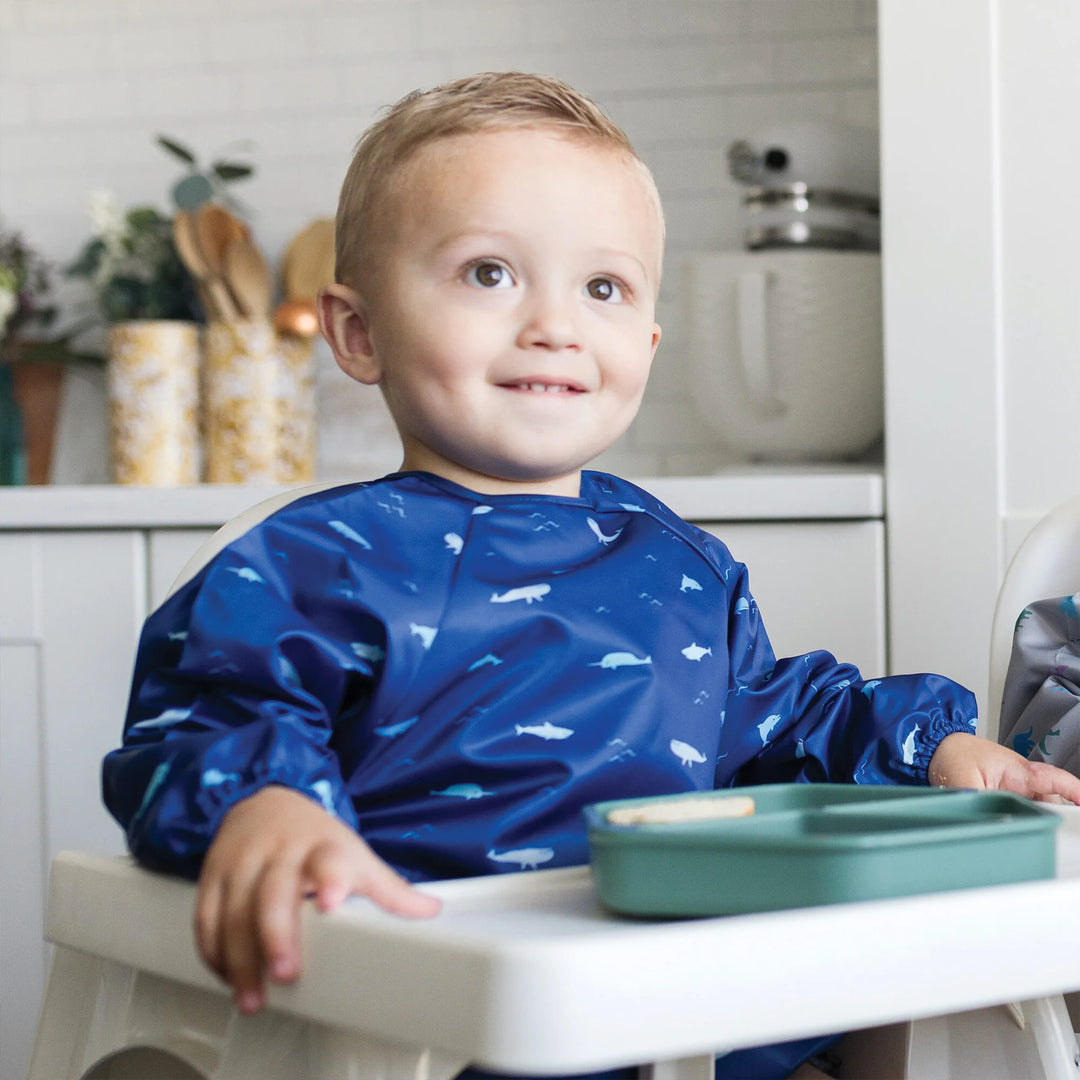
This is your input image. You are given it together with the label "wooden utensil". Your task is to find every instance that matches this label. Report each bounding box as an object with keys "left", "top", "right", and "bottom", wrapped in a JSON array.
[
  {"left": 172, "top": 210, "right": 238, "bottom": 322},
  {"left": 281, "top": 217, "right": 335, "bottom": 302},
  {"left": 224, "top": 234, "right": 273, "bottom": 319}
]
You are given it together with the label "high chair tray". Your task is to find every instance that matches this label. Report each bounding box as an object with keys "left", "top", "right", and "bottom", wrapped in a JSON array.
[{"left": 585, "top": 783, "right": 1059, "bottom": 917}]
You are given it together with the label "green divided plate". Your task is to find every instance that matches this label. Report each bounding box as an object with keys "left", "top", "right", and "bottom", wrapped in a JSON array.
[{"left": 585, "top": 784, "right": 1059, "bottom": 917}]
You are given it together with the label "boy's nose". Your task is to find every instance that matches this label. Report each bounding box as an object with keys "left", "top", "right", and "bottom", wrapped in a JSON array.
[{"left": 517, "top": 291, "right": 581, "bottom": 351}]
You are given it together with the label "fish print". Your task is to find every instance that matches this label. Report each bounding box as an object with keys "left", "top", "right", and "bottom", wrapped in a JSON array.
[
  {"left": 328, "top": 520, "right": 373, "bottom": 549},
  {"left": 515, "top": 721, "right": 574, "bottom": 740},
  {"left": 757, "top": 713, "right": 782, "bottom": 745},
  {"left": 467, "top": 653, "right": 503, "bottom": 672},
  {"left": 587, "top": 518, "right": 623, "bottom": 545},
  {"left": 410, "top": 623, "right": 438, "bottom": 649},
  {"left": 351, "top": 641, "right": 387, "bottom": 663},
  {"left": 486, "top": 847, "right": 555, "bottom": 870},
  {"left": 134, "top": 762, "right": 170, "bottom": 820},
  {"left": 589, "top": 652, "right": 652, "bottom": 669},
  {"left": 670, "top": 738, "right": 707, "bottom": 766},
  {"left": 375, "top": 717, "right": 419, "bottom": 737},
  {"left": 201, "top": 767, "right": 240, "bottom": 787},
  {"left": 430, "top": 783, "right": 494, "bottom": 800},
  {"left": 901, "top": 723, "right": 920, "bottom": 765},
  {"left": 490, "top": 584, "right": 551, "bottom": 604},
  {"left": 225, "top": 566, "right": 265, "bottom": 584},
  {"left": 682, "top": 643, "right": 712, "bottom": 662},
  {"left": 131, "top": 707, "right": 192, "bottom": 732},
  {"left": 311, "top": 779, "right": 336, "bottom": 814}
]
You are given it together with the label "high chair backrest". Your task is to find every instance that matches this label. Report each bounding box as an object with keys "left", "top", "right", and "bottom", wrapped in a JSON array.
[
  {"left": 168, "top": 481, "right": 346, "bottom": 598},
  {"left": 987, "top": 494, "right": 1080, "bottom": 743}
]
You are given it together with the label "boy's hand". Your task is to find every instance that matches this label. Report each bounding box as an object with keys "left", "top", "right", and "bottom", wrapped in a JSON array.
[
  {"left": 194, "top": 785, "right": 441, "bottom": 1015},
  {"left": 928, "top": 732, "right": 1080, "bottom": 804}
]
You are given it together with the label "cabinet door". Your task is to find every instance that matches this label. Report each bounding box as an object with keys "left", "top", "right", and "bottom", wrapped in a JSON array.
[
  {"left": 0, "top": 530, "right": 145, "bottom": 1080},
  {"left": 698, "top": 521, "right": 886, "bottom": 677}
]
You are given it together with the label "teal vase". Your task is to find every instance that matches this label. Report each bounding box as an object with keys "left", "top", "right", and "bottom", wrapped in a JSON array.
[{"left": 0, "top": 364, "right": 27, "bottom": 485}]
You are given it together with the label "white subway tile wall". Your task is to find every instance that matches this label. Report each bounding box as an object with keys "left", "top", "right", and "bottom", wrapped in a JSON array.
[{"left": 0, "top": 0, "right": 877, "bottom": 481}]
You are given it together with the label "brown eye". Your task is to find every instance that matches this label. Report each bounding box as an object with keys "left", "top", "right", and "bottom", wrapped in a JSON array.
[
  {"left": 586, "top": 277, "right": 622, "bottom": 302},
  {"left": 469, "top": 262, "right": 511, "bottom": 288}
]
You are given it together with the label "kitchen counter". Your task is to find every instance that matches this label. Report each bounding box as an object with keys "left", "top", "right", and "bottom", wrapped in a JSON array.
[{"left": 0, "top": 464, "right": 883, "bottom": 529}]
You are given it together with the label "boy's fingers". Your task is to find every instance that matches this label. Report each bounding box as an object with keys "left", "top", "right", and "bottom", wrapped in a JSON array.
[
  {"left": 193, "top": 875, "right": 226, "bottom": 977},
  {"left": 219, "top": 866, "right": 271, "bottom": 1012},
  {"left": 256, "top": 858, "right": 306, "bottom": 983}
]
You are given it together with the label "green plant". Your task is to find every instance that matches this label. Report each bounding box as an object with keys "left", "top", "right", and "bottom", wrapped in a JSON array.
[
  {"left": 0, "top": 225, "right": 56, "bottom": 357},
  {"left": 156, "top": 134, "right": 255, "bottom": 214},
  {"left": 66, "top": 134, "right": 256, "bottom": 325}
]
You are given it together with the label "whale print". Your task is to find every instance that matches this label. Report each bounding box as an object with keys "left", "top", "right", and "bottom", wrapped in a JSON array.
[
  {"left": 225, "top": 566, "right": 265, "bottom": 584},
  {"left": 375, "top": 717, "right": 419, "bottom": 737},
  {"left": 167, "top": 630, "right": 188, "bottom": 642},
  {"left": 472, "top": 505, "right": 493, "bottom": 515},
  {"left": 444, "top": 532, "right": 464, "bottom": 554},
  {"left": 670, "top": 738, "right": 707, "bottom": 766},
  {"left": 680, "top": 575, "right": 703, "bottom": 593},
  {"left": 515, "top": 721, "right": 574, "bottom": 740},
  {"left": 796, "top": 738, "right": 806, "bottom": 758},
  {"left": 861, "top": 680, "right": 882, "bottom": 697},
  {"left": 757, "top": 713, "right": 782, "bottom": 745},
  {"left": 487, "top": 847, "right": 555, "bottom": 870},
  {"left": 468, "top": 653, "right": 503, "bottom": 672},
  {"left": 589, "top": 652, "right": 652, "bottom": 669},
  {"left": 735, "top": 596, "right": 750, "bottom": 614},
  {"left": 587, "top": 518, "right": 623, "bottom": 545},
  {"left": 328, "top": 520, "right": 373, "bottom": 549},
  {"left": 490, "top": 584, "right": 550, "bottom": 604},
  {"left": 131, "top": 707, "right": 192, "bottom": 732},
  {"left": 430, "top": 783, "right": 494, "bottom": 800},
  {"left": 410, "top": 623, "right": 438, "bottom": 649},
  {"left": 901, "top": 723, "right": 920, "bottom": 765},
  {"left": 351, "top": 641, "right": 387, "bottom": 663},
  {"left": 620, "top": 503, "right": 645, "bottom": 512},
  {"left": 682, "top": 643, "right": 712, "bottom": 662}
]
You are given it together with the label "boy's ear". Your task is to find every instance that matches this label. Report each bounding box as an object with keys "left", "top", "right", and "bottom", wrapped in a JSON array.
[{"left": 318, "top": 284, "right": 382, "bottom": 385}]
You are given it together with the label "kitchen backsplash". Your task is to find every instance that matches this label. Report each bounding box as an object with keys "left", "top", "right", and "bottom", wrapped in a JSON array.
[{"left": 0, "top": 0, "right": 878, "bottom": 482}]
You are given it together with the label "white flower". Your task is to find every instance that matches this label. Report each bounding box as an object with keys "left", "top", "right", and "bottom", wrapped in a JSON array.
[
  {"left": 0, "top": 284, "right": 16, "bottom": 339},
  {"left": 86, "top": 189, "right": 126, "bottom": 245}
]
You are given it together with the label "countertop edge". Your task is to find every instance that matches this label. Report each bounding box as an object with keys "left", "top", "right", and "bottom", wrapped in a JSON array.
[{"left": 0, "top": 466, "right": 884, "bottom": 529}]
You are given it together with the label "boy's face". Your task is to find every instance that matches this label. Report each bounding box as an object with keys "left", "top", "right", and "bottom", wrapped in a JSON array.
[{"left": 326, "top": 127, "right": 663, "bottom": 497}]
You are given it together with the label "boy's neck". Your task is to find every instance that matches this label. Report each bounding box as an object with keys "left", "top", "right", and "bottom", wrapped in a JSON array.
[{"left": 397, "top": 456, "right": 584, "bottom": 498}]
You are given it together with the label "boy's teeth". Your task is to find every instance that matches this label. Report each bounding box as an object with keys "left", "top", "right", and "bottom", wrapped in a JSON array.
[{"left": 526, "top": 382, "right": 566, "bottom": 392}]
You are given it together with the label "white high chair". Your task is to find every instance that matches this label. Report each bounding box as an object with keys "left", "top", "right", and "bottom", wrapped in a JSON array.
[{"left": 24, "top": 488, "right": 1080, "bottom": 1080}]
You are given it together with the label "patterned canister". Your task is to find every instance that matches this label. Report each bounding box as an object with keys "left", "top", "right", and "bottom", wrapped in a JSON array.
[
  {"left": 106, "top": 320, "right": 200, "bottom": 485},
  {"left": 203, "top": 319, "right": 315, "bottom": 483}
]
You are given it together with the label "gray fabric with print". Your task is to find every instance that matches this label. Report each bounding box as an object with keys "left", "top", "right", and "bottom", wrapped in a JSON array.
[{"left": 998, "top": 593, "right": 1080, "bottom": 775}]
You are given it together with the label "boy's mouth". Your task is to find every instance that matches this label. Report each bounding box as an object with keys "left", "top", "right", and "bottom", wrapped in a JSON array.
[{"left": 500, "top": 379, "right": 586, "bottom": 394}]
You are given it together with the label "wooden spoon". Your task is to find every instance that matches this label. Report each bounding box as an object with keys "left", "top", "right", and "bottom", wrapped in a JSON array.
[
  {"left": 172, "top": 210, "right": 238, "bottom": 322},
  {"left": 194, "top": 203, "right": 248, "bottom": 317},
  {"left": 224, "top": 234, "right": 272, "bottom": 319}
]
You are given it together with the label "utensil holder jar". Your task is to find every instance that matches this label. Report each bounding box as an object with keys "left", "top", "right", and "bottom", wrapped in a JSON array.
[
  {"left": 107, "top": 321, "right": 200, "bottom": 485},
  {"left": 203, "top": 319, "right": 315, "bottom": 483}
]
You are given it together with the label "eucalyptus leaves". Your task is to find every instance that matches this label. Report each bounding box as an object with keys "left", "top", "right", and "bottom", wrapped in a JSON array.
[{"left": 67, "top": 135, "right": 256, "bottom": 324}]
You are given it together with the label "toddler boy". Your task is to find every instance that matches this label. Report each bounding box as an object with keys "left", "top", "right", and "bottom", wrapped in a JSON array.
[{"left": 103, "top": 72, "right": 1080, "bottom": 1079}]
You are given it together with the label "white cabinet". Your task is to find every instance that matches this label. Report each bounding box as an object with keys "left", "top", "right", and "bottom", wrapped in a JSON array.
[
  {"left": 0, "top": 473, "right": 882, "bottom": 1080},
  {"left": 703, "top": 521, "right": 886, "bottom": 677}
]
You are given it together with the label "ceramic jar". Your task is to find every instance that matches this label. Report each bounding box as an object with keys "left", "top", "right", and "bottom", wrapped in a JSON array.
[{"left": 106, "top": 320, "right": 200, "bottom": 485}]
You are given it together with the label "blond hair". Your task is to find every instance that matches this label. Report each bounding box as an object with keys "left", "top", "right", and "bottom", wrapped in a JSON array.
[{"left": 335, "top": 71, "right": 663, "bottom": 288}]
